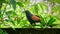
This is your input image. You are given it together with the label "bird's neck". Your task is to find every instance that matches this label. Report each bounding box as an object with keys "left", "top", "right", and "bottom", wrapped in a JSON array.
[{"left": 25, "top": 11, "right": 33, "bottom": 17}]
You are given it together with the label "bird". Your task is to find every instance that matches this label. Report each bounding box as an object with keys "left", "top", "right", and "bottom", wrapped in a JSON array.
[{"left": 23, "top": 10, "right": 40, "bottom": 25}]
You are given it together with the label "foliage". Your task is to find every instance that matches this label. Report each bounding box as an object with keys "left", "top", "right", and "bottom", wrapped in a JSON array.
[
  {"left": 0, "top": 0, "right": 60, "bottom": 28},
  {"left": 0, "top": 29, "right": 7, "bottom": 34}
]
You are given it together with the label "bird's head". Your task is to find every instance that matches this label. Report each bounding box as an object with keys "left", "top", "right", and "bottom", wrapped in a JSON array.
[
  {"left": 22, "top": 10, "right": 31, "bottom": 14},
  {"left": 22, "top": 10, "right": 33, "bottom": 17},
  {"left": 22, "top": 10, "right": 29, "bottom": 13}
]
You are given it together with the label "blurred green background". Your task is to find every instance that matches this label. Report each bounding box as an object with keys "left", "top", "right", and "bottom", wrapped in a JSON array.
[{"left": 0, "top": 0, "right": 60, "bottom": 28}]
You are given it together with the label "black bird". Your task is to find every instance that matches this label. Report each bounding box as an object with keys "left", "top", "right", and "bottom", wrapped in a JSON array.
[{"left": 23, "top": 10, "right": 40, "bottom": 25}]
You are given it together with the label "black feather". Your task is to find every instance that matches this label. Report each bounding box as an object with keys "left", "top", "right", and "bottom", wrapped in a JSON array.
[{"left": 25, "top": 10, "right": 40, "bottom": 25}]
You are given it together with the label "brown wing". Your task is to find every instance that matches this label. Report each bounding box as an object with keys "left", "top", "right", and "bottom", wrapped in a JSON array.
[{"left": 31, "top": 15, "right": 40, "bottom": 21}]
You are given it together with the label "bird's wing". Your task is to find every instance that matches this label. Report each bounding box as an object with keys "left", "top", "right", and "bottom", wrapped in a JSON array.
[{"left": 31, "top": 15, "right": 40, "bottom": 21}]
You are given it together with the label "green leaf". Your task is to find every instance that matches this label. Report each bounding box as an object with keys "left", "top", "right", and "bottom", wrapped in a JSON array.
[
  {"left": 49, "top": 0, "right": 60, "bottom": 4},
  {"left": 47, "top": 17, "right": 56, "bottom": 25},
  {"left": 6, "top": 11, "right": 12, "bottom": 18},
  {"left": 48, "top": 24, "right": 59, "bottom": 27},
  {"left": 40, "top": 15, "right": 46, "bottom": 26},
  {"left": 34, "top": 4, "right": 38, "bottom": 14},
  {"left": 52, "top": 6, "right": 60, "bottom": 12},
  {"left": 16, "top": 17, "right": 21, "bottom": 24},
  {"left": 6, "top": 10, "right": 17, "bottom": 18},
  {"left": 6, "top": 19, "right": 15, "bottom": 25},
  {"left": 0, "top": 10, "right": 3, "bottom": 18},
  {"left": 39, "top": 3, "right": 43, "bottom": 10},
  {"left": 0, "top": 2, "right": 2, "bottom": 8},
  {"left": 10, "top": 0, "right": 16, "bottom": 10},
  {"left": 55, "top": 0, "right": 60, "bottom": 4},
  {"left": 3, "top": 31, "right": 7, "bottom": 34},
  {"left": 0, "top": 29, "right": 7, "bottom": 34},
  {"left": 39, "top": 2, "right": 47, "bottom": 12},
  {"left": 0, "top": 0, "right": 5, "bottom": 3},
  {"left": 0, "top": 29, "right": 3, "bottom": 33},
  {"left": 17, "top": 2, "right": 24, "bottom": 7}
]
